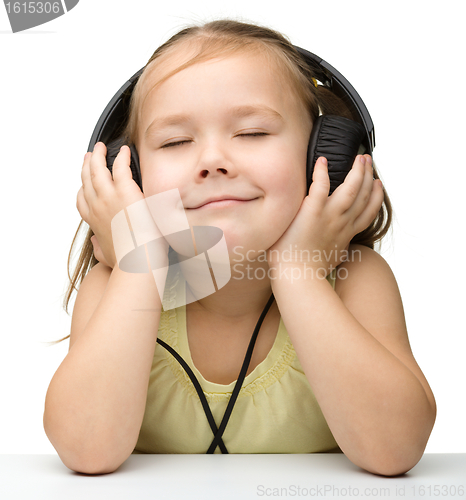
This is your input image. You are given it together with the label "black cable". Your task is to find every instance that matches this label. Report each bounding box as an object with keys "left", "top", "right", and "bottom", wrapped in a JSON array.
[
  {"left": 156, "top": 292, "right": 275, "bottom": 454},
  {"left": 156, "top": 338, "right": 228, "bottom": 454},
  {"left": 206, "top": 292, "right": 275, "bottom": 453}
]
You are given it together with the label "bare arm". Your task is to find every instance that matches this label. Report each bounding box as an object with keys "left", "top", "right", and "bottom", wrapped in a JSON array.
[
  {"left": 270, "top": 244, "right": 436, "bottom": 476},
  {"left": 43, "top": 263, "right": 165, "bottom": 474}
]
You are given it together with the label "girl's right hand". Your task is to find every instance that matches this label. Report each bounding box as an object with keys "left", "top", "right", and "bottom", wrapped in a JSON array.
[{"left": 76, "top": 142, "right": 146, "bottom": 269}]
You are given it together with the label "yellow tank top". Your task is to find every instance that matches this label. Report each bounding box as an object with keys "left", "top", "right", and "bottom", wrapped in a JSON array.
[{"left": 133, "top": 268, "right": 339, "bottom": 454}]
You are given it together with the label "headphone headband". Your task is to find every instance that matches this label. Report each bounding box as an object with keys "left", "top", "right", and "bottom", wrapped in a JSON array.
[
  {"left": 88, "top": 46, "right": 375, "bottom": 154},
  {"left": 294, "top": 47, "right": 375, "bottom": 152}
]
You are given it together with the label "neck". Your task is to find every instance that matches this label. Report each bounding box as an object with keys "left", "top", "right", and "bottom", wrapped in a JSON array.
[{"left": 185, "top": 259, "right": 275, "bottom": 322}]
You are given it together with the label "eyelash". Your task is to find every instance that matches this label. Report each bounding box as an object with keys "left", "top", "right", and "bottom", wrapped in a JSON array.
[
  {"left": 238, "top": 132, "right": 268, "bottom": 138},
  {"left": 160, "top": 133, "right": 269, "bottom": 149},
  {"left": 161, "top": 140, "right": 190, "bottom": 149}
]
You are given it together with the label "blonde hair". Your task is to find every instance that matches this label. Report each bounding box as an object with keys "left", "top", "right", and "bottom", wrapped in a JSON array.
[
  {"left": 124, "top": 21, "right": 319, "bottom": 147},
  {"left": 54, "top": 18, "right": 392, "bottom": 345}
]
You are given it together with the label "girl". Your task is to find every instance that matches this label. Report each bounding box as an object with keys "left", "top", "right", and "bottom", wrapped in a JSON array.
[{"left": 44, "top": 19, "right": 436, "bottom": 476}]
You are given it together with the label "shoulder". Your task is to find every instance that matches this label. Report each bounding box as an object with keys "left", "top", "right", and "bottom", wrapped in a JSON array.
[
  {"left": 69, "top": 263, "right": 112, "bottom": 350},
  {"left": 335, "top": 243, "right": 396, "bottom": 300},
  {"left": 334, "top": 243, "right": 410, "bottom": 352}
]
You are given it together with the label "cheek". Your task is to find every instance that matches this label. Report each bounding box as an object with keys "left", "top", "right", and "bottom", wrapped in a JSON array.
[
  {"left": 268, "top": 151, "right": 307, "bottom": 203},
  {"left": 265, "top": 160, "right": 307, "bottom": 235},
  {"left": 140, "top": 161, "right": 180, "bottom": 198},
  {"left": 141, "top": 173, "right": 165, "bottom": 198},
  {"left": 261, "top": 176, "right": 303, "bottom": 232}
]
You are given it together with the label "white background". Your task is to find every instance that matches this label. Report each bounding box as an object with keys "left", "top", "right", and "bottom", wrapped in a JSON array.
[{"left": 0, "top": 0, "right": 464, "bottom": 455}]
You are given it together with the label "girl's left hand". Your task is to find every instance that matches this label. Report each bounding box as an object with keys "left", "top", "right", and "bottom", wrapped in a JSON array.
[{"left": 267, "top": 154, "right": 384, "bottom": 278}]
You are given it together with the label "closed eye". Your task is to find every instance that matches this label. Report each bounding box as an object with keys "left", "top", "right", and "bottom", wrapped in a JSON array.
[
  {"left": 237, "top": 132, "right": 269, "bottom": 138},
  {"left": 161, "top": 133, "right": 268, "bottom": 148},
  {"left": 161, "top": 140, "right": 191, "bottom": 149}
]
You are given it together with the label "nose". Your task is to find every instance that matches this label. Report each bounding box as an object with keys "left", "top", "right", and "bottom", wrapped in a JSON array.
[{"left": 195, "top": 139, "right": 237, "bottom": 180}]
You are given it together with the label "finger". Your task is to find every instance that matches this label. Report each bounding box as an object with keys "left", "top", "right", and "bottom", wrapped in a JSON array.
[
  {"left": 330, "top": 155, "right": 366, "bottom": 213},
  {"left": 76, "top": 185, "right": 90, "bottom": 223},
  {"left": 307, "top": 157, "right": 330, "bottom": 206},
  {"left": 88, "top": 142, "right": 114, "bottom": 196},
  {"left": 91, "top": 235, "right": 104, "bottom": 264},
  {"left": 81, "top": 151, "right": 98, "bottom": 205},
  {"left": 91, "top": 235, "right": 111, "bottom": 268},
  {"left": 90, "top": 234, "right": 98, "bottom": 254},
  {"left": 352, "top": 179, "right": 385, "bottom": 235},
  {"left": 111, "top": 145, "right": 134, "bottom": 185},
  {"left": 80, "top": 152, "right": 92, "bottom": 189},
  {"left": 345, "top": 155, "right": 375, "bottom": 218}
]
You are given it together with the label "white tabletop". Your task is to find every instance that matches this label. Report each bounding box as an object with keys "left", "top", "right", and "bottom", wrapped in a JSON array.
[{"left": 1, "top": 453, "right": 465, "bottom": 500}]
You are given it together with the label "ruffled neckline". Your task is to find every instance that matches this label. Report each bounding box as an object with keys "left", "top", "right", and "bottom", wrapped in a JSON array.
[{"left": 159, "top": 268, "right": 297, "bottom": 402}]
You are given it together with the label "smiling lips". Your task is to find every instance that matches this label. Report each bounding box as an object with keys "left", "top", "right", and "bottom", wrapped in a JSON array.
[{"left": 189, "top": 196, "right": 258, "bottom": 209}]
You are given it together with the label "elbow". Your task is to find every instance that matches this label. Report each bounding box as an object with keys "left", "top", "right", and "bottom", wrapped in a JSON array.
[
  {"left": 62, "top": 453, "right": 126, "bottom": 475},
  {"left": 54, "top": 442, "right": 131, "bottom": 475},
  {"left": 43, "top": 413, "right": 130, "bottom": 475},
  {"left": 362, "top": 453, "right": 423, "bottom": 477},
  {"left": 347, "top": 426, "right": 434, "bottom": 478},
  {"left": 353, "top": 440, "right": 429, "bottom": 477},
  {"left": 358, "top": 396, "right": 437, "bottom": 477}
]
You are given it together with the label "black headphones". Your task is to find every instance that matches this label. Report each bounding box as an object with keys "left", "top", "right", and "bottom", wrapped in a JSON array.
[{"left": 88, "top": 46, "right": 374, "bottom": 197}]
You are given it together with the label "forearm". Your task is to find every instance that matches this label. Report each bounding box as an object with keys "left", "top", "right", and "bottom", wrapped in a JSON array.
[
  {"left": 271, "top": 270, "right": 435, "bottom": 476},
  {"left": 44, "top": 266, "right": 164, "bottom": 473}
]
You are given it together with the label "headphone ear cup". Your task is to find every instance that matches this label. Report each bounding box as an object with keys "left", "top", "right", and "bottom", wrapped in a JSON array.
[
  {"left": 306, "top": 115, "right": 366, "bottom": 195},
  {"left": 105, "top": 137, "right": 143, "bottom": 192}
]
